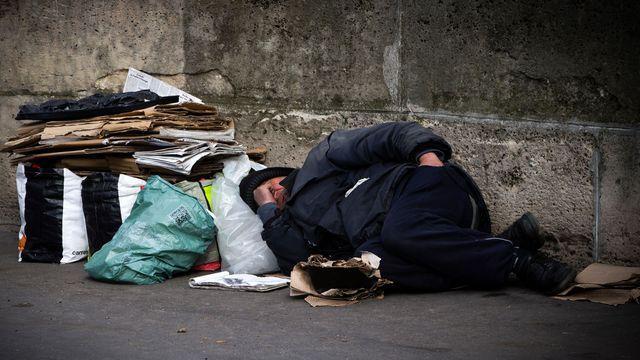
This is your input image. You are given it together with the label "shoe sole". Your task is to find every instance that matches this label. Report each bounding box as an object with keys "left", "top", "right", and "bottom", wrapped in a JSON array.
[{"left": 545, "top": 267, "right": 577, "bottom": 296}]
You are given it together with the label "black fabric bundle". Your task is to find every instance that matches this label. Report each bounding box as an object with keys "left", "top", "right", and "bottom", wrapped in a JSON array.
[{"left": 16, "top": 90, "right": 179, "bottom": 121}]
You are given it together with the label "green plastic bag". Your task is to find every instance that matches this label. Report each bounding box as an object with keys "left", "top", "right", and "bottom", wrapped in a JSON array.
[{"left": 85, "top": 176, "right": 215, "bottom": 285}]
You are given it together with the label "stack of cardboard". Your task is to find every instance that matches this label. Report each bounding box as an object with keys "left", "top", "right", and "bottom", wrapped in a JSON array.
[{"left": 2, "top": 102, "right": 266, "bottom": 181}]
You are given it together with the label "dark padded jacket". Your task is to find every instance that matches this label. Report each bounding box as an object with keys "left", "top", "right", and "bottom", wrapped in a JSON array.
[{"left": 261, "top": 122, "right": 490, "bottom": 274}]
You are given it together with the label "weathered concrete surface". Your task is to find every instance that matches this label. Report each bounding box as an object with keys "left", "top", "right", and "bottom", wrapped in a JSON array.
[
  {"left": 0, "top": 0, "right": 185, "bottom": 95},
  {"left": 233, "top": 108, "right": 404, "bottom": 167},
  {"left": 403, "top": 0, "right": 640, "bottom": 123},
  {"left": 4, "top": 0, "right": 637, "bottom": 121},
  {"left": 598, "top": 131, "right": 640, "bottom": 265},
  {"left": 0, "top": 0, "right": 638, "bottom": 265},
  {"left": 1, "top": 231, "right": 639, "bottom": 360},
  {"left": 183, "top": 0, "right": 397, "bottom": 109}
]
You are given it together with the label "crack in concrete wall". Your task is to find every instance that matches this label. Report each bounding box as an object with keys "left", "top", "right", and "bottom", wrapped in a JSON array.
[
  {"left": 383, "top": 40, "right": 401, "bottom": 106},
  {"left": 382, "top": 0, "right": 402, "bottom": 108},
  {"left": 592, "top": 147, "right": 602, "bottom": 262},
  {"left": 383, "top": 0, "right": 403, "bottom": 109}
]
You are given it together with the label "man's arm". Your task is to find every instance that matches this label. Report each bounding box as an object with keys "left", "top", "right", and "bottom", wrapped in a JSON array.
[
  {"left": 260, "top": 213, "right": 310, "bottom": 275},
  {"left": 324, "top": 122, "right": 452, "bottom": 169},
  {"left": 254, "top": 182, "right": 277, "bottom": 222}
]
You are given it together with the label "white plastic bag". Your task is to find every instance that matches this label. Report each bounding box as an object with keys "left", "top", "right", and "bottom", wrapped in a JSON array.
[{"left": 211, "top": 155, "right": 279, "bottom": 274}]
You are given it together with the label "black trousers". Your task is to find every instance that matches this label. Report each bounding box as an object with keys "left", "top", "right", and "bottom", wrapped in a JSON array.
[{"left": 357, "top": 165, "right": 516, "bottom": 291}]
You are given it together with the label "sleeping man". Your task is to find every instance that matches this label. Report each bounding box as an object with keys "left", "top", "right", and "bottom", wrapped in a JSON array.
[{"left": 239, "top": 122, "right": 576, "bottom": 295}]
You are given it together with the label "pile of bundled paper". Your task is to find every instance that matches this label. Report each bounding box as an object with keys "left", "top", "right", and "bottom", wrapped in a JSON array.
[{"left": 1, "top": 100, "right": 265, "bottom": 181}]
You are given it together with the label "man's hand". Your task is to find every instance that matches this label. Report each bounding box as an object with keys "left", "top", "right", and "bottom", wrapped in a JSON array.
[
  {"left": 253, "top": 182, "right": 276, "bottom": 207},
  {"left": 418, "top": 152, "right": 444, "bottom": 167}
]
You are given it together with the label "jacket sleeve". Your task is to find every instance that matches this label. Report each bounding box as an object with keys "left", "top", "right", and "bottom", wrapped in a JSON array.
[
  {"left": 324, "top": 121, "right": 452, "bottom": 169},
  {"left": 261, "top": 211, "right": 310, "bottom": 275}
]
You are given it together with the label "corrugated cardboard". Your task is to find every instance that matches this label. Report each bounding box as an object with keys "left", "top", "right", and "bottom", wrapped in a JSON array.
[
  {"left": 2, "top": 98, "right": 260, "bottom": 183},
  {"left": 574, "top": 263, "right": 640, "bottom": 286},
  {"left": 555, "top": 286, "right": 640, "bottom": 305},
  {"left": 289, "top": 252, "right": 392, "bottom": 307},
  {"left": 554, "top": 263, "right": 640, "bottom": 306}
]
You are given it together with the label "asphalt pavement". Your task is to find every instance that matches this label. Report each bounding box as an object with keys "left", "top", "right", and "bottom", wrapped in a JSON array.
[{"left": 1, "top": 231, "right": 638, "bottom": 360}]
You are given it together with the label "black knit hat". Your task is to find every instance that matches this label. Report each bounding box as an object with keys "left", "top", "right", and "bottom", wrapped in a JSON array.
[{"left": 239, "top": 167, "right": 295, "bottom": 212}]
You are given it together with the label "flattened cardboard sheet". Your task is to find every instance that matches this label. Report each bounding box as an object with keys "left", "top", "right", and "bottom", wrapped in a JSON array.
[
  {"left": 555, "top": 287, "right": 640, "bottom": 306},
  {"left": 575, "top": 263, "right": 640, "bottom": 286},
  {"left": 554, "top": 263, "right": 640, "bottom": 306}
]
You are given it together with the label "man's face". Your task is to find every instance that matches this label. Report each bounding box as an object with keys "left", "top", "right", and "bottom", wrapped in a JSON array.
[{"left": 266, "top": 176, "right": 287, "bottom": 209}]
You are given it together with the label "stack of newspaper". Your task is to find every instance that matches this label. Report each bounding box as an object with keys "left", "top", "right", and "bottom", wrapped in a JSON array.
[
  {"left": 189, "top": 271, "right": 290, "bottom": 292},
  {"left": 134, "top": 141, "right": 245, "bottom": 176}
]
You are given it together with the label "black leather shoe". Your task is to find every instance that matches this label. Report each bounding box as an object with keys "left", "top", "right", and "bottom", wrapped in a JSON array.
[
  {"left": 515, "top": 253, "right": 577, "bottom": 295},
  {"left": 498, "top": 212, "right": 544, "bottom": 252}
]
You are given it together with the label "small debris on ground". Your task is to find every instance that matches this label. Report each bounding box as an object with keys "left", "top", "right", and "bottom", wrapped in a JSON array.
[{"left": 12, "top": 302, "right": 33, "bottom": 308}]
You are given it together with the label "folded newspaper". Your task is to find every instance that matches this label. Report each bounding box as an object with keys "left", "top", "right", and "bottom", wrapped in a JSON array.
[
  {"left": 134, "top": 141, "right": 245, "bottom": 175},
  {"left": 123, "top": 68, "right": 203, "bottom": 104},
  {"left": 189, "top": 271, "right": 290, "bottom": 292}
]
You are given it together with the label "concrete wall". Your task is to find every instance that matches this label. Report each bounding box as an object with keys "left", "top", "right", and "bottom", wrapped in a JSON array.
[{"left": 0, "top": 0, "right": 638, "bottom": 267}]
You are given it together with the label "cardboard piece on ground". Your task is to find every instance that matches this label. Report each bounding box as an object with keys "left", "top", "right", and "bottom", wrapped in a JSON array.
[
  {"left": 289, "top": 252, "right": 392, "bottom": 307},
  {"left": 305, "top": 296, "right": 359, "bottom": 307},
  {"left": 555, "top": 287, "right": 640, "bottom": 306},
  {"left": 575, "top": 263, "right": 640, "bottom": 286},
  {"left": 554, "top": 263, "right": 640, "bottom": 306}
]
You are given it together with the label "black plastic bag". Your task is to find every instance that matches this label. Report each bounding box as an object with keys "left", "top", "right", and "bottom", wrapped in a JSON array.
[
  {"left": 15, "top": 90, "right": 179, "bottom": 121},
  {"left": 81, "top": 172, "right": 146, "bottom": 256}
]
